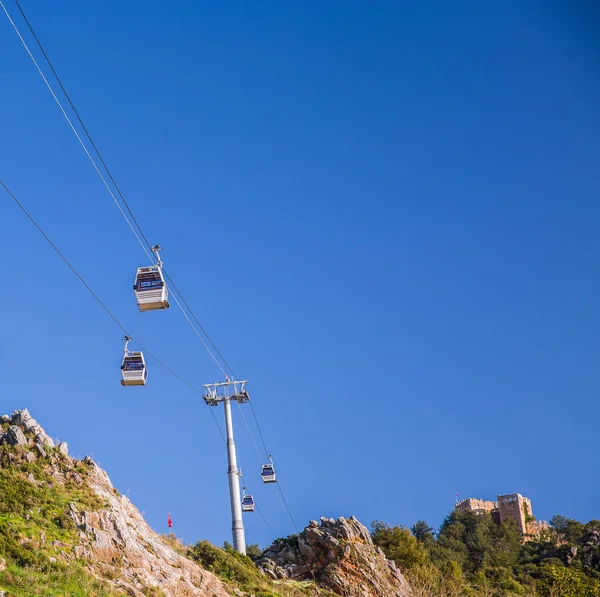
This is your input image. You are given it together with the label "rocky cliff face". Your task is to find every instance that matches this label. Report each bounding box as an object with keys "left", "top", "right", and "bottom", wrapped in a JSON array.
[
  {"left": 258, "top": 516, "right": 412, "bottom": 597},
  {"left": 0, "top": 409, "right": 232, "bottom": 597}
]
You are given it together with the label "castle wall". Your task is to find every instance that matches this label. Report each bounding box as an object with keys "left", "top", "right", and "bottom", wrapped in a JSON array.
[
  {"left": 455, "top": 498, "right": 497, "bottom": 515},
  {"left": 526, "top": 520, "right": 550, "bottom": 539}
]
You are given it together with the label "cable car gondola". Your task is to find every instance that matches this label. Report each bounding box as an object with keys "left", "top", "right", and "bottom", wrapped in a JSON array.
[
  {"left": 241, "top": 492, "right": 255, "bottom": 513},
  {"left": 121, "top": 336, "right": 147, "bottom": 386},
  {"left": 134, "top": 245, "right": 169, "bottom": 312},
  {"left": 261, "top": 456, "right": 276, "bottom": 484}
]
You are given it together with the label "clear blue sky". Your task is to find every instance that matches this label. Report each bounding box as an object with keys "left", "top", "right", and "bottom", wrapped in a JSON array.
[{"left": 1, "top": 0, "right": 599, "bottom": 548}]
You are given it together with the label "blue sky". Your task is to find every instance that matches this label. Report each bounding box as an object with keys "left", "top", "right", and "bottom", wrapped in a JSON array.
[{"left": 1, "top": 0, "right": 599, "bottom": 548}]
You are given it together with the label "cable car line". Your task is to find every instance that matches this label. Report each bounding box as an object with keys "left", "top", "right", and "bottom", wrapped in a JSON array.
[
  {"left": 275, "top": 483, "right": 299, "bottom": 533},
  {"left": 169, "top": 287, "right": 228, "bottom": 377},
  {"left": 11, "top": 0, "right": 156, "bottom": 256},
  {"left": 3, "top": 1, "right": 299, "bottom": 539},
  {"left": 236, "top": 403, "right": 267, "bottom": 464},
  {"left": 0, "top": 1, "right": 154, "bottom": 265},
  {"left": 161, "top": 271, "right": 237, "bottom": 377},
  {"left": 248, "top": 401, "right": 271, "bottom": 461}
]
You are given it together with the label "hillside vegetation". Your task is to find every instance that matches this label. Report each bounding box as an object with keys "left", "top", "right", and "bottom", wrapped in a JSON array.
[
  {"left": 0, "top": 409, "right": 407, "bottom": 597},
  {"left": 372, "top": 511, "right": 600, "bottom": 597},
  {"left": 0, "top": 443, "right": 122, "bottom": 596},
  {"left": 2, "top": 409, "right": 598, "bottom": 597}
]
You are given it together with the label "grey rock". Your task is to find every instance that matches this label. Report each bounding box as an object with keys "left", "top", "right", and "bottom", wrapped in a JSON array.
[
  {"left": 74, "top": 545, "right": 88, "bottom": 559},
  {"left": 34, "top": 442, "right": 47, "bottom": 458},
  {"left": 22, "top": 451, "right": 36, "bottom": 463},
  {"left": 58, "top": 442, "right": 69, "bottom": 456},
  {"left": 1, "top": 414, "right": 9, "bottom": 423},
  {"left": 0, "top": 557, "right": 5, "bottom": 572},
  {"left": 22, "top": 417, "right": 41, "bottom": 435},
  {"left": 7, "top": 425, "right": 27, "bottom": 446},
  {"left": 35, "top": 431, "right": 55, "bottom": 448},
  {"left": 565, "top": 546, "right": 578, "bottom": 565},
  {"left": 11, "top": 408, "right": 32, "bottom": 425}
]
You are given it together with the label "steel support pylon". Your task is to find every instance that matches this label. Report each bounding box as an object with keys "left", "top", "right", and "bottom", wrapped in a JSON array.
[
  {"left": 223, "top": 396, "right": 245, "bottom": 554},
  {"left": 203, "top": 379, "right": 249, "bottom": 555}
]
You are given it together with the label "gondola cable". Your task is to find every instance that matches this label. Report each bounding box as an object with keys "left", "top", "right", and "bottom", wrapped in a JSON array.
[
  {"left": 0, "top": 0, "right": 154, "bottom": 265},
  {"left": 11, "top": 0, "right": 156, "bottom": 255}
]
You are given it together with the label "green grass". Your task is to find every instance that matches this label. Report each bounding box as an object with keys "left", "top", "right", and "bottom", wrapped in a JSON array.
[
  {"left": 188, "top": 540, "right": 329, "bottom": 597},
  {"left": 0, "top": 446, "right": 106, "bottom": 566},
  {"left": 0, "top": 561, "right": 126, "bottom": 596},
  {"left": 0, "top": 445, "right": 119, "bottom": 595}
]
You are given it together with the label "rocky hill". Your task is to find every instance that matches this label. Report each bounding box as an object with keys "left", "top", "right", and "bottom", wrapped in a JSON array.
[
  {"left": 259, "top": 516, "right": 411, "bottom": 596},
  {"left": 0, "top": 409, "right": 231, "bottom": 597},
  {"left": 0, "top": 409, "right": 412, "bottom": 597}
]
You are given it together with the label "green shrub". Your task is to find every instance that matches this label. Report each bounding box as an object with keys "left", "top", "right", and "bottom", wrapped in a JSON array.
[{"left": 188, "top": 540, "right": 262, "bottom": 585}]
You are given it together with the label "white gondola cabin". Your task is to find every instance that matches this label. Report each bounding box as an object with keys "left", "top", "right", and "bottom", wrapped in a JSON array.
[
  {"left": 133, "top": 245, "right": 169, "bottom": 312},
  {"left": 261, "top": 461, "right": 276, "bottom": 484},
  {"left": 121, "top": 337, "right": 147, "bottom": 386},
  {"left": 241, "top": 494, "right": 255, "bottom": 512}
]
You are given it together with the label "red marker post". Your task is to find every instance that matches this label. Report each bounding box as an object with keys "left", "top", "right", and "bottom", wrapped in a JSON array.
[{"left": 168, "top": 513, "right": 173, "bottom": 535}]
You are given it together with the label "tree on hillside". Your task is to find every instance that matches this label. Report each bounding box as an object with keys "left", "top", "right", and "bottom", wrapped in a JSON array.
[
  {"left": 245, "top": 543, "right": 262, "bottom": 561},
  {"left": 550, "top": 515, "right": 585, "bottom": 544},
  {"left": 433, "top": 510, "right": 522, "bottom": 581},
  {"left": 371, "top": 521, "right": 429, "bottom": 570},
  {"left": 412, "top": 520, "right": 435, "bottom": 546}
]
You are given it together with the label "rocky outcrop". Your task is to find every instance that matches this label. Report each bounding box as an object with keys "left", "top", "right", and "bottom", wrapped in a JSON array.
[
  {"left": 0, "top": 409, "right": 53, "bottom": 448},
  {"left": 258, "top": 516, "right": 412, "bottom": 597},
  {"left": 6, "top": 425, "right": 27, "bottom": 446},
  {"left": 580, "top": 530, "right": 600, "bottom": 569},
  {"left": 67, "top": 456, "right": 231, "bottom": 596},
  {"left": 1, "top": 409, "right": 233, "bottom": 597}
]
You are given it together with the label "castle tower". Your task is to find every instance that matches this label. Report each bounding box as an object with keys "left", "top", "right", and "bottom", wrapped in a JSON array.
[{"left": 497, "top": 493, "right": 532, "bottom": 534}]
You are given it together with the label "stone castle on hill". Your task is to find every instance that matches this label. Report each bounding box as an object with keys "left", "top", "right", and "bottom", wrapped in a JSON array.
[{"left": 456, "top": 493, "right": 549, "bottom": 540}]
